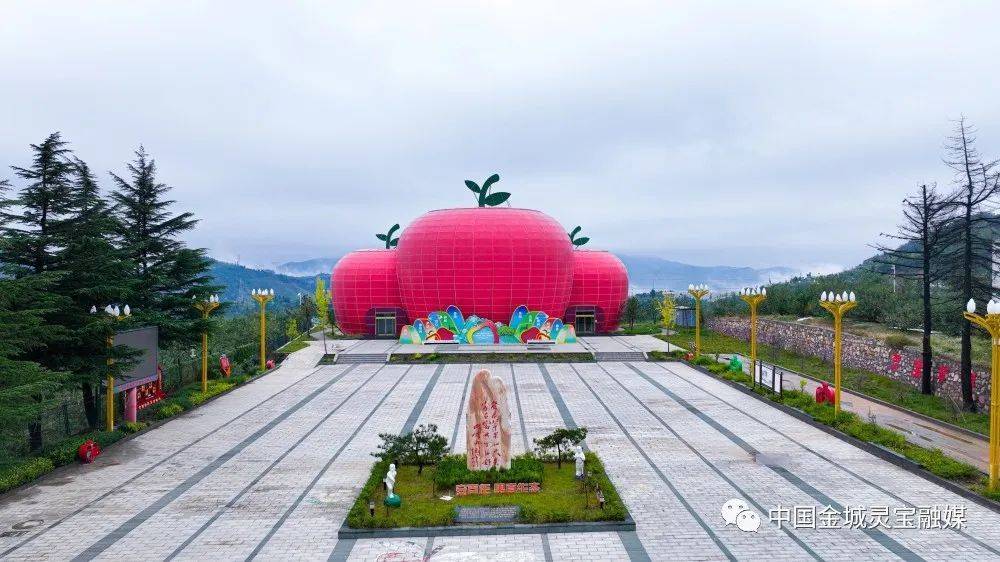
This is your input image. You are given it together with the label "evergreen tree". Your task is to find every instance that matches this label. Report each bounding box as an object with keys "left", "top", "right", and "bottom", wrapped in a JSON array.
[
  {"left": 52, "top": 158, "right": 135, "bottom": 427},
  {"left": 1, "top": 132, "right": 76, "bottom": 275},
  {"left": 111, "top": 146, "right": 216, "bottom": 343},
  {"left": 0, "top": 274, "right": 67, "bottom": 454}
]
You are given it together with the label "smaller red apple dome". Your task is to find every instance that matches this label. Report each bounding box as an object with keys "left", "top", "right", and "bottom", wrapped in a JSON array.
[
  {"left": 566, "top": 250, "right": 628, "bottom": 333},
  {"left": 332, "top": 250, "right": 406, "bottom": 336}
]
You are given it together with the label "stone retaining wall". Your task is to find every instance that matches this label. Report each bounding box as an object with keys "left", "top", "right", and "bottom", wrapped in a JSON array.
[{"left": 706, "top": 316, "right": 991, "bottom": 413}]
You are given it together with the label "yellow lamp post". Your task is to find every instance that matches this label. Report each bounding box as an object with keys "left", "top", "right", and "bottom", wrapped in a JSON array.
[
  {"left": 93, "top": 304, "right": 131, "bottom": 432},
  {"left": 251, "top": 288, "right": 275, "bottom": 371},
  {"left": 963, "top": 298, "right": 1000, "bottom": 491},
  {"left": 193, "top": 294, "right": 221, "bottom": 393},
  {"left": 739, "top": 287, "right": 767, "bottom": 381},
  {"left": 687, "top": 284, "right": 710, "bottom": 357},
  {"left": 819, "top": 290, "right": 857, "bottom": 415}
]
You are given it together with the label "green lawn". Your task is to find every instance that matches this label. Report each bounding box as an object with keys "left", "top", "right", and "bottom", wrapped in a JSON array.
[
  {"left": 660, "top": 327, "right": 990, "bottom": 436},
  {"left": 347, "top": 453, "right": 626, "bottom": 528}
]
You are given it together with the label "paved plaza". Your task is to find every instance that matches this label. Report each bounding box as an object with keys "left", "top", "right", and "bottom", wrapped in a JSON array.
[{"left": 1, "top": 342, "right": 999, "bottom": 561}]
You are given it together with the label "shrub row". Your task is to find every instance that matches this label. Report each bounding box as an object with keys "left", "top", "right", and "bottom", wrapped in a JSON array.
[
  {"left": 433, "top": 454, "right": 545, "bottom": 488},
  {"left": 686, "top": 358, "right": 990, "bottom": 498},
  {"left": 1, "top": 368, "right": 269, "bottom": 496}
]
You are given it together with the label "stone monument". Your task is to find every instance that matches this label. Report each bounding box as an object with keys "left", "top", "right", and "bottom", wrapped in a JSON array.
[{"left": 466, "top": 369, "right": 512, "bottom": 470}]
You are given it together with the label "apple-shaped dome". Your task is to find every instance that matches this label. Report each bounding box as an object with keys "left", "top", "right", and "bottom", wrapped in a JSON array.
[
  {"left": 331, "top": 250, "right": 406, "bottom": 336},
  {"left": 396, "top": 208, "right": 575, "bottom": 324},
  {"left": 567, "top": 250, "right": 629, "bottom": 333}
]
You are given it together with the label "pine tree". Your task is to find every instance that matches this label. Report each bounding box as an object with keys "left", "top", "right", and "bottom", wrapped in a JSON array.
[
  {"left": 0, "top": 274, "right": 67, "bottom": 453},
  {"left": 1, "top": 132, "right": 76, "bottom": 275},
  {"left": 942, "top": 118, "right": 1000, "bottom": 411},
  {"left": 872, "top": 184, "right": 953, "bottom": 395},
  {"left": 111, "top": 146, "right": 216, "bottom": 343},
  {"left": 0, "top": 141, "right": 76, "bottom": 449},
  {"left": 51, "top": 158, "right": 135, "bottom": 427}
]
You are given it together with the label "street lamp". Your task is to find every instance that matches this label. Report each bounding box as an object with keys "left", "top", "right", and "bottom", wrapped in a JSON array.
[
  {"left": 739, "top": 287, "right": 767, "bottom": 381},
  {"left": 687, "top": 284, "right": 710, "bottom": 357},
  {"left": 193, "top": 294, "right": 221, "bottom": 393},
  {"left": 93, "top": 304, "right": 131, "bottom": 431},
  {"left": 251, "top": 288, "right": 275, "bottom": 372},
  {"left": 819, "top": 290, "right": 857, "bottom": 415},
  {"left": 963, "top": 298, "right": 1000, "bottom": 491}
]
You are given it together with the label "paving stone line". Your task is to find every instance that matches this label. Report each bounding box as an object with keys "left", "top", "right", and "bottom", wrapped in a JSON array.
[
  {"left": 536, "top": 363, "right": 661, "bottom": 562},
  {"left": 0, "top": 363, "right": 331, "bottom": 559},
  {"left": 333, "top": 364, "right": 447, "bottom": 561},
  {"left": 163, "top": 365, "right": 387, "bottom": 560},
  {"left": 70, "top": 364, "right": 362, "bottom": 562},
  {"left": 620, "top": 362, "right": 923, "bottom": 561},
  {"left": 247, "top": 365, "right": 414, "bottom": 561},
  {"left": 550, "top": 363, "right": 736, "bottom": 561},
  {"left": 510, "top": 365, "right": 531, "bottom": 453},
  {"left": 402, "top": 364, "right": 444, "bottom": 434},
  {"left": 649, "top": 360, "right": 1000, "bottom": 557},
  {"left": 588, "top": 363, "right": 823, "bottom": 560},
  {"left": 449, "top": 364, "right": 474, "bottom": 451}
]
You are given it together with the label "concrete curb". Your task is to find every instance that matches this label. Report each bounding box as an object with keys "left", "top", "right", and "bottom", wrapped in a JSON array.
[
  {"left": 337, "top": 513, "right": 635, "bottom": 539},
  {"left": 678, "top": 360, "right": 1000, "bottom": 515}
]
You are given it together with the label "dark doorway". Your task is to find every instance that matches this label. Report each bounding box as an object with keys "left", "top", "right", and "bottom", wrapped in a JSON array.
[
  {"left": 574, "top": 312, "right": 596, "bottom": 336},
  {"left": 375, "top": 312, "right": 397, "bottom": 338}
]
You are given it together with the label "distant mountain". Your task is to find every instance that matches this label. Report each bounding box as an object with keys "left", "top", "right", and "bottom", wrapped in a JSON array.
[
  {"left": 275, "top": 254, "right": 794, "bottom": 294},
  {"left": 275, "top": 257, "right": 340, "bottom": 277},
  {"left": 209, "top": 260, "right": 316, "bottom": 313},
  {"left": 617, "top": 255, "right": 796, "bottom": 293}
]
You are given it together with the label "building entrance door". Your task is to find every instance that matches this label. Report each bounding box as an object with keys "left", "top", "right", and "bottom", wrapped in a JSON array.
[
  {"left": 375, "top": 312, "right": 397, "bottom": 338},
  {"left": 575, "top": 313, "right": 596, "bottom": 336}
]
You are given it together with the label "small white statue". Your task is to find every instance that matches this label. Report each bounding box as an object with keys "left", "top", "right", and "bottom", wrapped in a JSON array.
[
  {"left": 384, "top": 463, "right": 397, "bottom": 496},
  {"left": 574, "top": 445, "right": 585, "bottom": 479}
]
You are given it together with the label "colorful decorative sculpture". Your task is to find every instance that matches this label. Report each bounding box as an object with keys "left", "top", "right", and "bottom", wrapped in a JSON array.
[
  {"left": 728, "top": 356, "right": 743, "bottom": 372},
  {"left": 398, "top": 304, "right": 576, "bottom": 345},
  {"left": 219, "top": 354, "right": 232, "bottom": 378},
  {"left": 78, "top": 439, "right": 101, "bottom": 463},
  {"left": 815, "top": 381, "right": 835, "bottom": 405}
]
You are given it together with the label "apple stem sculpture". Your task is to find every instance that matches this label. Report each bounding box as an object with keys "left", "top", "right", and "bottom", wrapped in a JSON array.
[
  {"left": 819, "top": 290, "right": 857, "bottom": 415},
  {"left": 687, "top": 284, "right": 710, "bottom": 357},
  {"left": 92, "top": 304, "right": 131, "bottom": 432},
  {"left": 251, "top": 289, "right": 275, "bottom": 372},
  {"left": 193, "top": 294, "right": 221, "bottom": 393},
  {"left": 739, "top": 287, "right": 767, "bottom": 381},
  {"left": 963, "top": 298, "right": 1000, "bottom": 491}
]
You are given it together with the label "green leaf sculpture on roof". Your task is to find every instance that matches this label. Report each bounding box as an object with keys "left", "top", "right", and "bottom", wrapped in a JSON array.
[
  {"left": 465, "top": 173, "right": 510, "bottom": 207},
  {"left": 376, "top": 223, "right": 401, "bottom": 249},
  {"left": 568, "top": 225, "right": 589, "bottom": 248}
]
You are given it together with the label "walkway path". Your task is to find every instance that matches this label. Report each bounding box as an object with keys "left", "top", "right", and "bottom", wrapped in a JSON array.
[
  {"left": 721, "top": 353, "right": 989, "bottom": 473},
  {"left": 0, "top": 346, "right": 997, "bottom": 560}
]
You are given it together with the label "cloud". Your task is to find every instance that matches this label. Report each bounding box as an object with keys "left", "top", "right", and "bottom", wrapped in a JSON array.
[{"left": 2, "top": 2, "right": 1000, "bottom": 270}]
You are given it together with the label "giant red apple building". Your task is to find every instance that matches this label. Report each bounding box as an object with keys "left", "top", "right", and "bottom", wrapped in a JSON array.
[{"left": 331, "top": 207, "right": 628, "bottom": 338}]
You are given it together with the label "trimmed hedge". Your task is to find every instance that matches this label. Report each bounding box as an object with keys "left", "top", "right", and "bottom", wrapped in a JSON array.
[
  {"left": 433, "top": 454, "right": 544, "bottom": 488},
  {"left": 0, "top": 458, "right": 55, "bottom": 494},
  {"left": 687, "top": 359, "right": 986, "bottom": 492},
  {"left": 0, "top": 365, "right": 273, "bottom": 497},
  {"left": 346, "top": 458, "right": 391, "bottom": 528}
]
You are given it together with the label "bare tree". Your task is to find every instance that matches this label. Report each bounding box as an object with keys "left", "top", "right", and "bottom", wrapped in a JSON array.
[
  {"left": 872, "top": 184, "right": 953, "bottom": 394},
  {"left": 943, "top": 117, "right": 1000, "bottom": 411}
]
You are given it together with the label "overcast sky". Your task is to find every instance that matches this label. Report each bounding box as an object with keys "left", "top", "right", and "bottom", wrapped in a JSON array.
[{"left": 3, "top": 2, "right": 1000, "bottom": 273}]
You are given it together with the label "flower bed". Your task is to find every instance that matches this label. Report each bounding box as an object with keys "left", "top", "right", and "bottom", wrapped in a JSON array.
[{"left": 346, "top": 453, "right": 626, "bottom": 529}]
